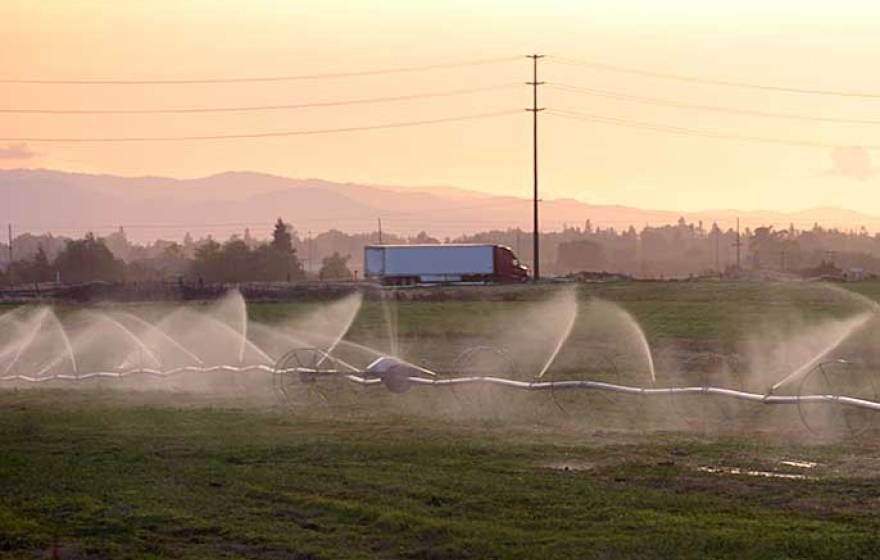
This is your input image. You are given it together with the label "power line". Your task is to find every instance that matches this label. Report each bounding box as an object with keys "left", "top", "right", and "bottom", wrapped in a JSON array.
[
  {"left": 0, "top": 109, "right": 519, "bottom": 143},
  {"left": 8, "top": 198, "right": 534, "bottom": 231},
  {"left": 342, "top": 196, "right": 529, "bottom": 220},
  {"left": 0, "top": 56, "right": 520, "bottom": 85},
  {"left": 0, "top": 83, "right": 519, "bottom": 115},
  {"left": 549, "top": 83, "right": 880, "bottom": 126},
  {"left": 548, "top": 108, "right": 880, "bottom": 150},
  {"left": 12, "top": 216, "right": 873, "bottom": 238},
  {"left": 551, "top": 56, "right": 880, "bottom": 99}
]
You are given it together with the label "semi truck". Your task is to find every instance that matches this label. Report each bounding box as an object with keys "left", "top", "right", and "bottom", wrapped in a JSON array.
[{"left": 364, "top": 244, "right": 529, "bottom": 285}]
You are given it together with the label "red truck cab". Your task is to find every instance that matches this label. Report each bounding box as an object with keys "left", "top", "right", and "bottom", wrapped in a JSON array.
[{"left": 493, "top": 245, "right": 530, "bottom": 282}]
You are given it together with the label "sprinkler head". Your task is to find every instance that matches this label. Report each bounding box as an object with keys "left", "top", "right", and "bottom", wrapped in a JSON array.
[{"left": 366, "top": 357, "right": 418, "bottom": 394}]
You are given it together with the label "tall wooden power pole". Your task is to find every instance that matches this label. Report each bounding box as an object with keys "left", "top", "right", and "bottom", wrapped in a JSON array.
[
  {"left": 6, "top": 224, "right": 13, "bottom": 287},
  {"left": 734, "top": 218, "right": 742, "bottom": 271},
  {"left": 526, "top": 54, "right": 544, "bottom": 281},
  {"left": 714, "top": 226, "right": 720, "bottom": 272}
]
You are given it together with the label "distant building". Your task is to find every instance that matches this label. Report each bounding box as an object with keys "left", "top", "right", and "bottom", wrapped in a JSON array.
[{"left": 846, "top": 268, "right": 866, "bottom": 282}]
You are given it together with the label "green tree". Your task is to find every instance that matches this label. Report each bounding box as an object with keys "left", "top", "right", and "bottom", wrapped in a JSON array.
[
  {"left": 219, "top": 239, "right": 252, "bottom": 282},
  {"left": 55, "top": 233, "right": 124, "bottom": 284},
  {"left": 162, "top": 242, "right": 185, "bottom": 259},
  {"left": 410, "top": 231, "right": 440, "bottom": 244},
  {"left": 319, "top": 252, "right": 352, "bottom": 280},
  {"left": 32, "top": 246, "right": 53, "bottom": 282},
  {"left": 265, "top": 218, "right": 303, "bottom": 281},
  {"left": 271, "top": 218, "right": 293, "bottom": 253},
  {"left": 7, "top": 245, "right": 53, "bottom": 284},
  {"left": 192, "top": 237, "right": 222, "bottom": 281}
]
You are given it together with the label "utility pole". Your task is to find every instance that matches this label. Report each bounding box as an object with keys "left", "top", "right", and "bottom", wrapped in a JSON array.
[
  {"left": 307, "top": 230, "right": 313, "bottom": 274},
  {"left": 526, "top": 54, "right": 544, "bottom": 281},
  {"left": 638, "top": 227, "right": 645, "bottom": 278},
  {"left": 377, "top": 218, "right": 383, "bottom": 244},
  {"left": 734, "top": 218, "right": 742, "bottom": 272},
  {"left": 6, "top": 224, "right": 12, "bottom": 287},
  {"left": 714, "top": 226, "right": 720, "bottom": 273}
]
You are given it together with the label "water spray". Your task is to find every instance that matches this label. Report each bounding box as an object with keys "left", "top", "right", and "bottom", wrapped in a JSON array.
[{"left": 3, "top": 287, "right": 880, "bottom": 437}]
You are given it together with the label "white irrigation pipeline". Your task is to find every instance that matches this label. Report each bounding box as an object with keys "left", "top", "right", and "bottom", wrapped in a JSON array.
[
  {"left": 346, "top": 375, "right": 880, "bottom": 412},
  {"left": 5, "top": 366, "right": 880, "bottom": 412},
  {"left": 0, "top": 365, "right": 278, "bottom": 383}
]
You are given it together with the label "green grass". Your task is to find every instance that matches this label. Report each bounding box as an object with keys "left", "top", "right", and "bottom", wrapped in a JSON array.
[
  {"left": 2, "top": 390, "right": 880, "bottom": 559},
  {"left": 4, "top": 281, "right": 880, "bottom": 558},
  {"left": 4, "top": 280, "right": 877, "bottom": 344},
  {"left": 242, "top": 280, "right": 877, "bottom": 344}
]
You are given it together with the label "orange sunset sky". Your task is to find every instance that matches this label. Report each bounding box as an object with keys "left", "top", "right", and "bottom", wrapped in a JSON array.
[{"left": 4, "top": 1, "right": 880, "bottom": 214}]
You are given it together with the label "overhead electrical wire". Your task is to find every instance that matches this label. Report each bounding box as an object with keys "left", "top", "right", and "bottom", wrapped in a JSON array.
[
  {"left": 14, "top": 215, "right": 851, "bottom": 237},
  {"left": 0, "top": 109, "right": 520, "bottom": 143},
  {"left": 550, "top": 56, "right": 880, "bottom": 99},
  {"left": 11, "top": 198, "right": 533, "bottom": 231},
  {"left": 0, "top": 83, "right": 520, "bottom": 115},
  {"left": 0, "top": 56, "right": 520, "bottom": 85},
  {"left": 548, "top": 83, "right": 880, "bottom": 126},
  {"left": 547, "top": 108, "right": 880, "bottom": 150},
  {"left": 7, "top": 53, "right": 880, "bottom": 149}
]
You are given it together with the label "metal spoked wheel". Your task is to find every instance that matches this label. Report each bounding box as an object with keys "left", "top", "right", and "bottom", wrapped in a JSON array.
[
  {"left": 273, "top": 348, "right": 335, "bottom": 406},
  {"left": 674, "top": 356, "right": 745, "bottom": 430},
  {"left": 449, "top": 346, "right": 518, "bottom": 418},
  {"left": 548, "top": 353, "right": 623, "bottom": 419},
  {"left": 797, "top": 360, "right": 879, "bottom": 437},
  {"left": 451, "top": 346, "right": 517, "bottom": 376},
  {"left": 667, "top": 354, "right": 747, "bottom": 432}
]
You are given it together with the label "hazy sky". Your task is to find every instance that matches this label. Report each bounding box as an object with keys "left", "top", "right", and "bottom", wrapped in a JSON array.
[{"left": 4, "top": 1, "right": 880, "bottom": 214}]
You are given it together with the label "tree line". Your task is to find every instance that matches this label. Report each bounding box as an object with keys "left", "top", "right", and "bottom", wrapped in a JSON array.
[
  {"left": 0, "top": 219, "right": 355, "bottom": 286},
  {"left": 2, "top": 217, "right": 880, "bottom": 285}
]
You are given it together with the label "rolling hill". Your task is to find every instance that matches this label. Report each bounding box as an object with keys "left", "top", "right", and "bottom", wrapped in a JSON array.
[{"left": 2, "top": 168, "right": 877, "bottom": 242}]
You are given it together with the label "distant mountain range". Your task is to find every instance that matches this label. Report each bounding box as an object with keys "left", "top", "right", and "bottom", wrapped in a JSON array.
[{"left": 2, "top": 168, "right": 877, "bottom": 242}]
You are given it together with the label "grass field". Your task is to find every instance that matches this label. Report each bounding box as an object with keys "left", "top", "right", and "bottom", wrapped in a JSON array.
[
  {"left": 3, "top": 280, "right": 880, "bottom": 558},
  {"left": 244, "top": 279, "right": 877, "bottom": 342},
  {"left": 4, "top": 391, "right": 880, "bottom": 559}
]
